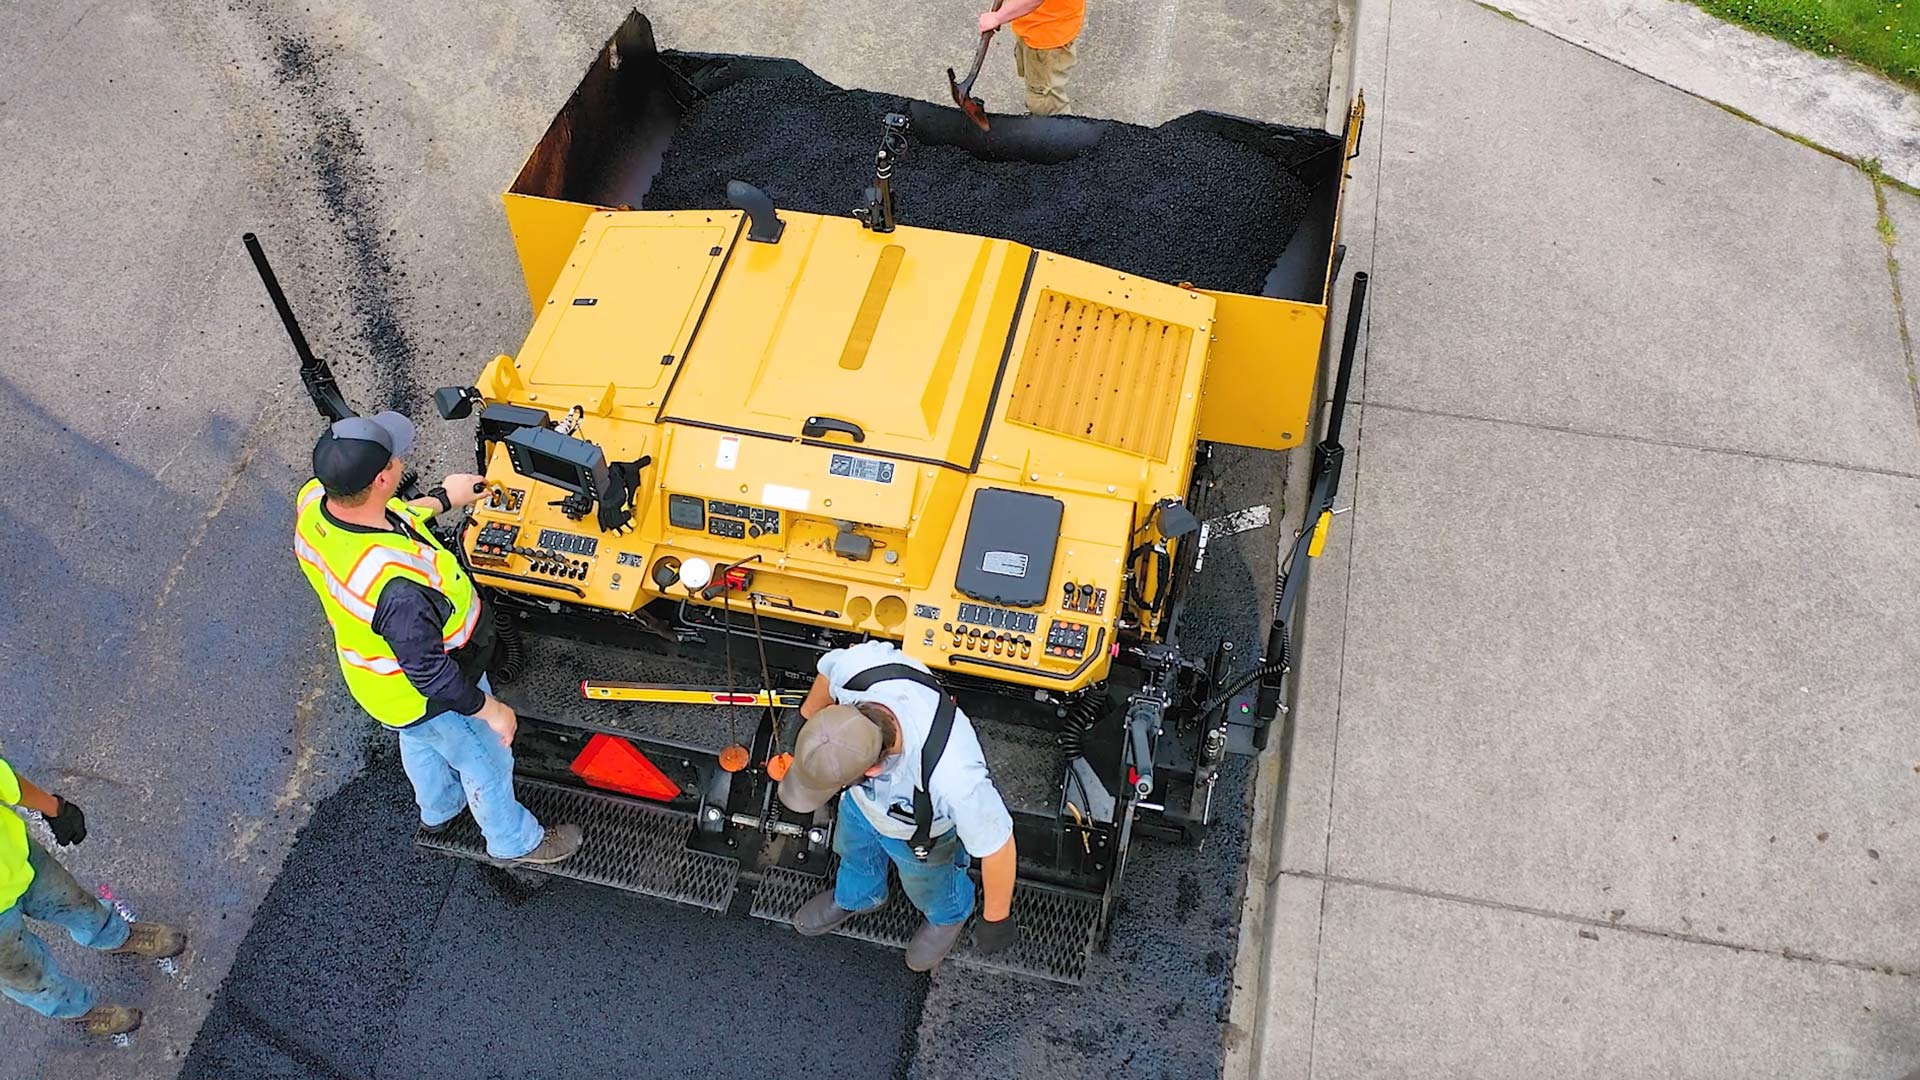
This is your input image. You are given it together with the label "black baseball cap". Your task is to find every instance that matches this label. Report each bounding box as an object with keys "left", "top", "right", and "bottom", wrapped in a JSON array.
[{"left": 311, "top": 412, "right": 416, "bottom": 495}]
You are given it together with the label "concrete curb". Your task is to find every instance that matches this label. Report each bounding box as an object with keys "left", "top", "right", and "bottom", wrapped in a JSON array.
[
  {"left": 1221, "top": 1, "right": 1367, "bottom": 1075},
  {"left": 1492, "top": 0, "right": 1920, "bottom": 187}
]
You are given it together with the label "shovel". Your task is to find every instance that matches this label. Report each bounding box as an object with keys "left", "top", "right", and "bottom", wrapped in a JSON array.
[{"left": 947, "top": 1, "right": 1004, "bottom": 132}]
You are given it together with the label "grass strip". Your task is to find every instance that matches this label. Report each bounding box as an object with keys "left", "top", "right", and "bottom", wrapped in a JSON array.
[{"left": 1689, "top": 0, "right": 1920, "bottom": 89}]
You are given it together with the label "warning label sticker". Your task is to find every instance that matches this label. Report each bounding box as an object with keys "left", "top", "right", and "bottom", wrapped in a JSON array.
[{"left": 981, "top": 551, "right": 1029, "bottom": 577}]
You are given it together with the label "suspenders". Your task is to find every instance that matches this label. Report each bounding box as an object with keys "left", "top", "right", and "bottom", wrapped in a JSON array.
[{"left": 841, "top": 663, "right": 956, "bottom": 861}]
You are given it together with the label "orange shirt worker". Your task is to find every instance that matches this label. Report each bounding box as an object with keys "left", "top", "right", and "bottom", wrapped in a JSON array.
[{"left": 979, "top": 0, "right": 1084, "bottom": 116}]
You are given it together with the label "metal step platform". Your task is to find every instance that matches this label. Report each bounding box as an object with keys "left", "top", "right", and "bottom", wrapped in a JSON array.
[
  {"left": 416, "top": 777, "right": 738, "bottom": 911},
  {"left": 749, "top": 864, "right": 1101, "bottom": 984},
  {"left": 417, "top": 767, "right": 1100, "bottom": 982}
]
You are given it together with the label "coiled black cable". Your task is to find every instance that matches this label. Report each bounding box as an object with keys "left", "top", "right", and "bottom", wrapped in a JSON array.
[
  {"left": 1058, "top": 692, "right": 1105, "bottom": 759},
  {"left": 489, "top": 610, "right": 528, "bottom": 684},
  {"left": 1191, "top": 632, "right": 1291, "bottom": 722}
]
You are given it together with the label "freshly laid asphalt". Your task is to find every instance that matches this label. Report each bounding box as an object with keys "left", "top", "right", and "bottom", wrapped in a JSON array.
[
  {"left": 179, "top": 758, "right": 917, "bottom": 1080},
  {"left": 0, "top": 2, "right": 1335, "bottom": 1078}
]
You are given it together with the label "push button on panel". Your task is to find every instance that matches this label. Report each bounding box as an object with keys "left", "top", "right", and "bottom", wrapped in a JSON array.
[{"left": 1045, "top": 619, "right": 1090, "bottom": 660}]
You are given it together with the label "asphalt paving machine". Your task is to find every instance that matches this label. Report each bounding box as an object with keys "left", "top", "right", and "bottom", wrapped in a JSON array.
[{"left": 253, "top": 11, "right": 1364, "bottom": 983}]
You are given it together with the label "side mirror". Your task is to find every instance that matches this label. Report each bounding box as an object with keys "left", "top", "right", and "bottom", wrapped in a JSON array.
[{"left": 434, "top": 386, "right": 483, "bottom": 420}]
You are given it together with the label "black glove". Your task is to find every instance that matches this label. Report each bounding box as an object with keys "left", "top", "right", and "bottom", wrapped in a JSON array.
[
  {"left": 596, "top": 456, "right": 651, "bottom": 535},
  {"left": 973, "top": 912, "right": 1019, "bottom": 955},
  {"left": 47, "top": 797, "right": 87, "bottom": 846}
]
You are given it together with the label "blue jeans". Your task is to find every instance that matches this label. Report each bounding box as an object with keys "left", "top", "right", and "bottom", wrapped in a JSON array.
[
  {"left": 0, "top": 838, "right": 131, "bottom": 1019},
  {"left": 396, "top": 676, "right": 544, "bottom": 859},
  {"left": 832, "top": 792, "right": 975, "bottom": 926}
]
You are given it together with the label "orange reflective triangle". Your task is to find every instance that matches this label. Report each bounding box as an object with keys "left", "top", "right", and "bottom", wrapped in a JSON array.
[{"left": 570, "top": 733, "right": 682, "bottom": 801}]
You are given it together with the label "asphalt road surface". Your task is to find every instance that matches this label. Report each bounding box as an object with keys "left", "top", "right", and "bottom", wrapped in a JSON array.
[{"left": 0, "top": 4, "right": 1331, "bottom": 1077}]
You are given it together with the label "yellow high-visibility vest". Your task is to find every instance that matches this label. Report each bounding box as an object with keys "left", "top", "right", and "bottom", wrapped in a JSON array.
[
  {"left": 292, "top": 480, "right": 480, "bottom": 727},
  {"left": 0, "top": 756, "right": 33, "bottom": 911}
]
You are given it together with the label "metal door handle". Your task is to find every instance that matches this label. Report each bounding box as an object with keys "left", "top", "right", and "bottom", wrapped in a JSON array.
[{"left": 803, "top": 416, "right": 865, "bottom": 443}]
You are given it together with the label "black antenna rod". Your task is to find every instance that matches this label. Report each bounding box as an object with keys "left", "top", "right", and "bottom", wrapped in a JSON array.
[{"left": 243, "top": 231, "right": 354, "bottom": 423}]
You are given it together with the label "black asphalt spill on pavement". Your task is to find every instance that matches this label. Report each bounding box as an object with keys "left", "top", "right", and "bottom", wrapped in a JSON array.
[
  {"left": 182, "top": 750, "right": 915, "bottom": 1080},
  {"left": 263, "top": 23, "right": 424, "bottom": 416}
]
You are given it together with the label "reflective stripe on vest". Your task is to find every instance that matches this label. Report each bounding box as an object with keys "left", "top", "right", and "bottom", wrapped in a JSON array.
[
  {"left": 293, "top": 479, "right": 480, "bottom": 726},
  {"left": 340, "top": 647, "right": 405, "bottom": 675}
]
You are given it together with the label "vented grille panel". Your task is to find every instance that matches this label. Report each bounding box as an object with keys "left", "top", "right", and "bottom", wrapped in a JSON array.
[{"left": 1007, "top": 291, "right": 1194, "bottom": 461}]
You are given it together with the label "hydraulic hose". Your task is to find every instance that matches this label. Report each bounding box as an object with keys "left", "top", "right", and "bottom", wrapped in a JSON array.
[
  {"left": 1191, "top": 634, "right": 1291, "bottom": 723},
  {"left": 1127, "top": 542, "right": 1171, "bottom": 614}
]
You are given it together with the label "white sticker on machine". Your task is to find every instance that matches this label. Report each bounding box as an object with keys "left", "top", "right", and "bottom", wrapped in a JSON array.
[
  {"left": 981, "top": 551, "right": 1029, "bottom": 577},
  {"left": 761, "top": 483, "right": 810, "bottom": 511},
  {"left": 715, "top": 436, "right": 739, "bottom": 471}
]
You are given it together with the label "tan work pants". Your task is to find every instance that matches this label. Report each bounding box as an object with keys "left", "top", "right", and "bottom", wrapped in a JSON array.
[{"left": 1013, "top": 38, "right": 1076, "bottom": 116}]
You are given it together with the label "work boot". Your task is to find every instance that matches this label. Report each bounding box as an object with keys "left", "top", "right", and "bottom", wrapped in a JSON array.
[
  {"left": 505, "top": 823, "right": 582, "bottom": 866},
  {"left": 421, "top": 808, "right": 471, "bottom": 836},
  {"left": 71, "top": 1005, "right": 142, "bottom": 1037},
  {"left": 792, "top": 889, "right": 878, "bottom": 937},
  {"left": 905, "top": 918, "right": 968, "bottom": 972},
  {"left": 108, "top": 922, "right": 187, "bottom": 960}
]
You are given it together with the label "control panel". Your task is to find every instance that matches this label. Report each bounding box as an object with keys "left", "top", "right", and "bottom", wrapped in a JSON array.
[
  {"left": 900, "top": 544, "right": 1126, "bottom": 690},
  {"left": 1058, "top": 580, "right": 1107, "bottom": 616},
  {"left": 944, "top": 620, "right": 1033, "bottom": 660},
  {"left": 537, "top": 528, "right": 599, "bottom": 557},
  {"left": 943, "top": 602, "right": 1047, "bottom": 659},
  {"left": 1045, "top": 619, "right": 1091, "bottom": 661},
  {"left": 472, "top": 522, "right": 520, "bottom": 563},
  {"left": 956, "top": 603, "right": 1040, "bottom": 635},
  {"left": 707, "top": 499, "right": 781, "bottom": 538},
  {"left": 473, "top": 521, "right": 593, "bottom": 582},
  {"left": 667, "top": 494, "right": 782, "bottom": 542}
]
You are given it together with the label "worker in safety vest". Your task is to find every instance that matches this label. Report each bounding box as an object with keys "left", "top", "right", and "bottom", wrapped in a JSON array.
[
  {"left": 295, "top": 412, "right": 581, "bottom": 866},
  {"left": 979, "top": 0, "right": 1084, "bottom": 116},
  {"left": 1, "top": 754, "right": 186, "bottom": 1037},
  {"left": 777, "top": 641, "right": 1019, "bottom": 971}
]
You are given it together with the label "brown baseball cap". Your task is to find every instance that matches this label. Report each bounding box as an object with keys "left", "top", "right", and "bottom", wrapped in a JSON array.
[{"left": 776, "top": 704, "right": 884, "bottom": 813}]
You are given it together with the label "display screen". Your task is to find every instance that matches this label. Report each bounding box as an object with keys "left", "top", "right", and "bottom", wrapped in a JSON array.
[
  {"left": 519, "top": 448, "right": 588, "bottom": 492},
  {"left": 667, "top": 494, "right": 706, "bottom": 530},
  {"left": 504, "top": 427, "right": 605, "bottom": 497}
]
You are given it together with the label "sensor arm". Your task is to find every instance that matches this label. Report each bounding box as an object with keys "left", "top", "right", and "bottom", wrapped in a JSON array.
[{"left": 243, "top": 232, "right": 353, "bottom": 423}]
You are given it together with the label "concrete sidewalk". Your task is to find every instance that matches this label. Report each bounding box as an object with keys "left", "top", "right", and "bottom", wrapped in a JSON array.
[{"left": 1248, "top": 1, "right": 1920, "bottom": 1077}]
